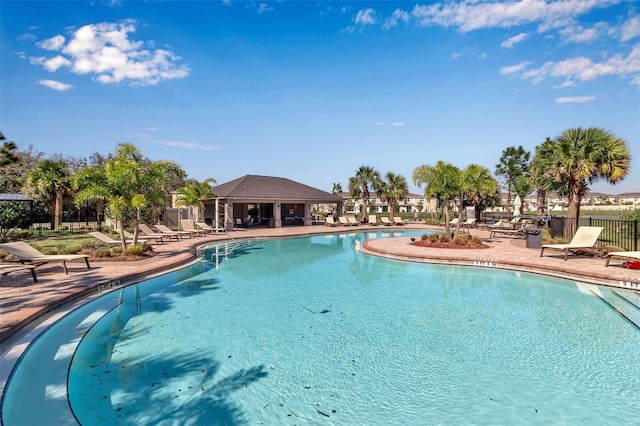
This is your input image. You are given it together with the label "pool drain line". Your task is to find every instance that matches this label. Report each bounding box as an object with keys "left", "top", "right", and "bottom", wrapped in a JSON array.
[{"left": 591, "top": 290, "right": 640, "bottom": 331}]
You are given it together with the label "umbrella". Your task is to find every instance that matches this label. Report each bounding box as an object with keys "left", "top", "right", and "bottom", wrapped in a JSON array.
[{"left": 513, "top": 195, "right": 522, "bottom": 216}]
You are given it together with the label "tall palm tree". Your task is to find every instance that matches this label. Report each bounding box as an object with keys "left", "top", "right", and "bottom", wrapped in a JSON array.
[
  {"left": 495, "top": 146, "right": 530, "bottom": 213},
  {"left": 377, "top": 172, "right": 409, "bottom": 222},
  {"left": 348, "top": 165, "right": 381, "bottom": 218},
  {"left": 24, "top": 159, "right": 71, "bottom": 229},
  {"left": 175, "top": 178, "right": 217, "bottom": 221},
  {"left": 530, "top": 137, "right": 560, "bottom": 219},
  {"left": 413, "top": 161, "right": 462, "bottom": 234},
  {"left": 539, "top": 127, "right": 631, "bottom": 234},
  {"left": 461, "top": 164, "right": 499, "bottom": 220}
]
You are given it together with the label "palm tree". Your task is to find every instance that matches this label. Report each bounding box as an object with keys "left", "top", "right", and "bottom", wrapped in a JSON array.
[
  {"left": 413, "top": 161, "right": 463, "bottom": 234},
  {"left": 495, "top": 146, "right": 531, "bottom": 213},
  {"left": 23, "top": 159, "right": 71, "bottom": 230},
  {"left": 175, "top": 178, "right": 217, "bottom": 221},
  {"left": 537, "top": 127, "right": 631, "bottom": 234},
  {"left": 331, "top": 183, "right": 343, "bottom": 194},
  {"left": 0, "top": 131, "right": 19, "bottom": 167},
  {"left": 530, "top": 137, "right": 561, "bottom": 220},
  {"left": 377, "top": 172, "right": 409, "bottom": 222},
  {"left": 461, "top": 164, "right": 499, "bottom": 220},
  {"left": 348, "top": 165, "right": 381, "bottom": 218}
]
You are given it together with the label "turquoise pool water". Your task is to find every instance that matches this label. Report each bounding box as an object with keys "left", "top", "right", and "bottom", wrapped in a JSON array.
[{"left": 2, "top": 231, "right": 640, "bottom": 425}]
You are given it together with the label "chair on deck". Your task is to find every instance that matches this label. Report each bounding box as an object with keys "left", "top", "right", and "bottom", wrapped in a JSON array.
[
  {"left": 348, "top": 216, "right": 360, "bottom": 226},
  {"left": 89, "top": 231, "right": 136, "bottom": 247},
  {"left": 380, "top": 217, "right": 393, "bottom": 226},
  {"left": 605, "top": 251, "right": 640, "bottom": 267},
  {"left": 156, "top": 224, "right": 194, "bottom": 239},
  {"left": 0, "top": 263, "right": 38, "bottom": 283},
  {"left": 368, "top": 215, "right": 379, "bottom": 226},
  {"left": 195, "top": 222, "right": 216, "bottom": 234},
  {"left": 393, "top": 217, "right": 406, "bottom": 226},
  {"left": 540, "top": 226, "right": 604, "bottom": 261},
  {"left": 180, "top": 220, "right": 207, "bottom": 237},
  {"left": 0, "top": 241, "right": 90, "bottom": 274},
  {"left": 338, "top": 216, "right": 352, "bottom": 226},
  {"left": 325, "top": 216, "right": 338, "bottom": 227},
  {"left": 139, "top": 224, "right": 180, "bottom": 242}
]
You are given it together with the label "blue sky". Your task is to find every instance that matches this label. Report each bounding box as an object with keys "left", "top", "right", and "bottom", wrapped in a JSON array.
[{"left": 2, "top": 0, "right": 639, "bottom": 195}]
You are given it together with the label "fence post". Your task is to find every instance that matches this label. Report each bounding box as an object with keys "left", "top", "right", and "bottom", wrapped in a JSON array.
[{"left": 635, "top": 219, "right": 638, "bottom": 252}]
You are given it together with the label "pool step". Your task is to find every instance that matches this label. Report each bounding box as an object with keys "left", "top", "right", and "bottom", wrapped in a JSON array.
[{"left": 594, "top": 287, "right": 640, "bottom": 330}]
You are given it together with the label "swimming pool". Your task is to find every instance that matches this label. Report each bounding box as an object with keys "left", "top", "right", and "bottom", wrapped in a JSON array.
[{"left": 2, "top": 231, "right": 640, "bottom": 425}]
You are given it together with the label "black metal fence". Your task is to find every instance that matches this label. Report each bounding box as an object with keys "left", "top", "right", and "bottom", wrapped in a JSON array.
[{"left": 483, "top": 213, "right": 638, "bottom": 251}]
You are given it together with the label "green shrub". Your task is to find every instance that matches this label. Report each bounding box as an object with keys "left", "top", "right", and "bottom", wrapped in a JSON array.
[
  {"left": 453, "top": 236, "right": 467, "bottom": 245},
  {"left": 439, "top": 234, "right": 450, "bottom": 243},
  {"left": 93, "top": 247, "right": 112, "bottom": 258},
  {"left": 125, "top": 244, "right": 150, "bottom": 256}
]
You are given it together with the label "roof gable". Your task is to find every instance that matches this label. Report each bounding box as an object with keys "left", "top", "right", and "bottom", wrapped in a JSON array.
[{"left": 210, "top": 175, "right": 342, "bottom": 202}]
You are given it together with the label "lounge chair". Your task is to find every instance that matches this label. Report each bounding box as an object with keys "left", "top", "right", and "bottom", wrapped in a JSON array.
[
  {"left": 490, "top": 225, "right": 531, "bottom": 239},
  {"left": 380, "top": 217, "right": 393, "bottom": 226},
  {"left": 393, "top": 217, "right": 406, "bottom": 226},
  {"left": 338, "top": 216, "right": 352, "bottom": 226},
  {"left": 0, "top": 241, "right": 90, "bottom": 274},
  {"left": 139, "top": 224, "right": 180, "bottom": 242},
  {"left": 180, "top": 220, "right": 207, "bottom": 237},
  {"left": 605, "top": 251, "right": 640, "bottom": 267},
  {"left": 0, "top": 263, "right": 38, "bottom": 282},
  {"left": 325, "top": 216, "right": 338, "bottom": 227},
  {"left": 540, "top": 226, "right": 604, "bottom": 261},
  {"left": 368, "top": 215, "right": 379, "bottom": 226},
  {"left": 348, "top": 216, "right": 360, "bottom": 226},
  {"left": 195, "top": 221, "right": 216, "bottom": 233},
  {"left": 88, "top": 231, "right": 138, "bottom": 247},
  {"left": 156, "top": 224, "right": 194, "bottom": 239},
  {"left": 122, "top": 229, "right": 164, "bottom": 245}
]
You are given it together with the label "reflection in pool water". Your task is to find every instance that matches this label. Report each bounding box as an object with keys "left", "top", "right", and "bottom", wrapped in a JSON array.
[{"left": 3, "top": 231, "right": 640, "bottom": 425}]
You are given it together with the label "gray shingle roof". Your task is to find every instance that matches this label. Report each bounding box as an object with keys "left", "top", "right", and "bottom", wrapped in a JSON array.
[
  {"left": 0, "top": 193, "right": 33, "bottom": 201},
  {"left": 210, "top": 175, "right": 342, "bottom": 202}
]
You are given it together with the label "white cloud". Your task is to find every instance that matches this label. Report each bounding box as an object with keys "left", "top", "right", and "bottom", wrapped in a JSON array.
[
  {"left": 257, "top": 3, "right": 273, "bottom": 14},
  {"left": 621, "top": 16, "right": 640, "bottom": 42},
  {"left": 501, "top": 32, "right": 528, "bottom": 48},
  {"left": 355, "top": 8, "right": 377, "bottom": 26},
  {"left": 559, "top": 22, "right": 607, "bottom": 43},
  {"left": 391, "top": 122, "right": 406, "bottom": 127},
  {"left": 163, "top": 141, "right": 220, "bottom": 150},
  {"left": 382, "top": 9, "right": 410, "bottom": 30},
  {"left": 508, "top": 44, "right": 640, "bottom": 86},
  {"left": 36, "top": 34, "right": 65, "bottom": 50},
  {"left": 409, "top": 0, "right": 618, "bottom": 33},
  {"left": 555, "top": 96, "right": 596, "bottom": 103},
  {"left": 499, "top": 60, "right": 532, "bottom": 75},
  {"left": 29, "top": 21, "right": 190, "bottom": 86},
  {"left": 38, "top": 79, "right": 73, "bottom": 91},
  {"left": 374, "top": 122, "right": 386, "bottom": 126},
  {"left": 373, "top": 121, "right": 406, "bottom": 127}
]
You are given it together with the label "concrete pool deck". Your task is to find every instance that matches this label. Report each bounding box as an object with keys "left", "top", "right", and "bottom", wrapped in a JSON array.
[{"left": 1, "top": 223, "right": 639, "bottom": 345}]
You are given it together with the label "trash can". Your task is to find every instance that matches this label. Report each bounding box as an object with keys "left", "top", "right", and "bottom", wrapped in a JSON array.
[
  {"left": 549, "top": 216, "right": 564, "bottom": 238},
  {"left": 525, "top": 228, "right": 542, "bottom": 248}
]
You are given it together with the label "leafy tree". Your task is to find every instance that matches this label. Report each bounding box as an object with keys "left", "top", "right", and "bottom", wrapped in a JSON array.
[
  {"left": 530, "top": 137, "right": 563, "bottom": 219},
  {"left": 0, "top": 131, "right": 19, "bottom": 167},
  {"left": 348, "top": 165, "right": 381, "bottom": 217},
  {"left": 413, "top": 161, "right": 463, "bottom": 234},
  {"left": 0, "top": 201, "right": 32, "bottom": 239},
  {"left": 536, "top": 127, "right": 631, "bottom": 234},
  {"left": 377, "top": 172, "right": 408, "bottom": 222},
  {"left": 175, "top": 178, "right": 217, "bottom": 221},
  {"left": 495, "top": 146, "right": 531, "bottom": 213},
  {"left": 331, "top": 183, "right": 343, "bottom": 194},
  {"left": 461, "top": 164, "right": 500, "bottom": 219},
  {"left": 23, "top": 158, "right": 71, "bottom": 229},
  {"left": 0, "top": 144, "right": 45, "bottom": 193}
]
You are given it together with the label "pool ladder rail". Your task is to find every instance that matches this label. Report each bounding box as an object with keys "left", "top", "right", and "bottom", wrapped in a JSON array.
[
  {"left": 591, "top": 288, "right": 640, "bottom": 330},
  {"left": 199, "top": 238, "right": 267, "bottom": 263}
]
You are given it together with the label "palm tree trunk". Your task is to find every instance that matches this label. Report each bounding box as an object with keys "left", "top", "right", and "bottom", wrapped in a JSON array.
[
  {"left": 565, "top": 184, "right": 581, "bottom": 236},
  {"left": 54, "top": 191, "right": 63, "bottom": 230}
]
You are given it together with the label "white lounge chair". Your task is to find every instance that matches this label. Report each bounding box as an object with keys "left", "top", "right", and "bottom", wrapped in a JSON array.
[
  {"left": 122, "top": 229, "right": 164, "bottom": 245},
  {"left": 605, "top": 251, "right": 640, "bottom": 267},
  {"left": 380, "top": 217, "right": 393, "bottom": 226},
  {"left": 325, "top": 216, "right": 338, "bottom": 227},
  {"left": 89, "top": 231, "right": 137, "bottom": 247},
  {"left": 0, "top": 263, "right": 38, "bottom": 282},
  {"left": 195, "top": 222, "right": 216, "bottom": 233},
  {"left": 540, "top": 226, "right": 604, "bottom": 261},
  {"left": 139, "top": 224, "right": 180, "bottom": 242},
  {"left": 0, "top": 241, "right": 90, "bottom": 274},
  {"left": 348, "top": 216, "right": 360, "bottom": 226},
  {"left": 338, "top": 216, "right": 352, "bottom": 226},
  {"left": 156, "top": 224, "right": 194, "bottom": 239},
  {"left": 180, "top": 220, "right": 207, "bottom": 237},
  {"left": 368, "top": 215, "right": 379, "bottom": 226},
  {"left": 393, "top": 217, "right": 406, "bottom": 226}
]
